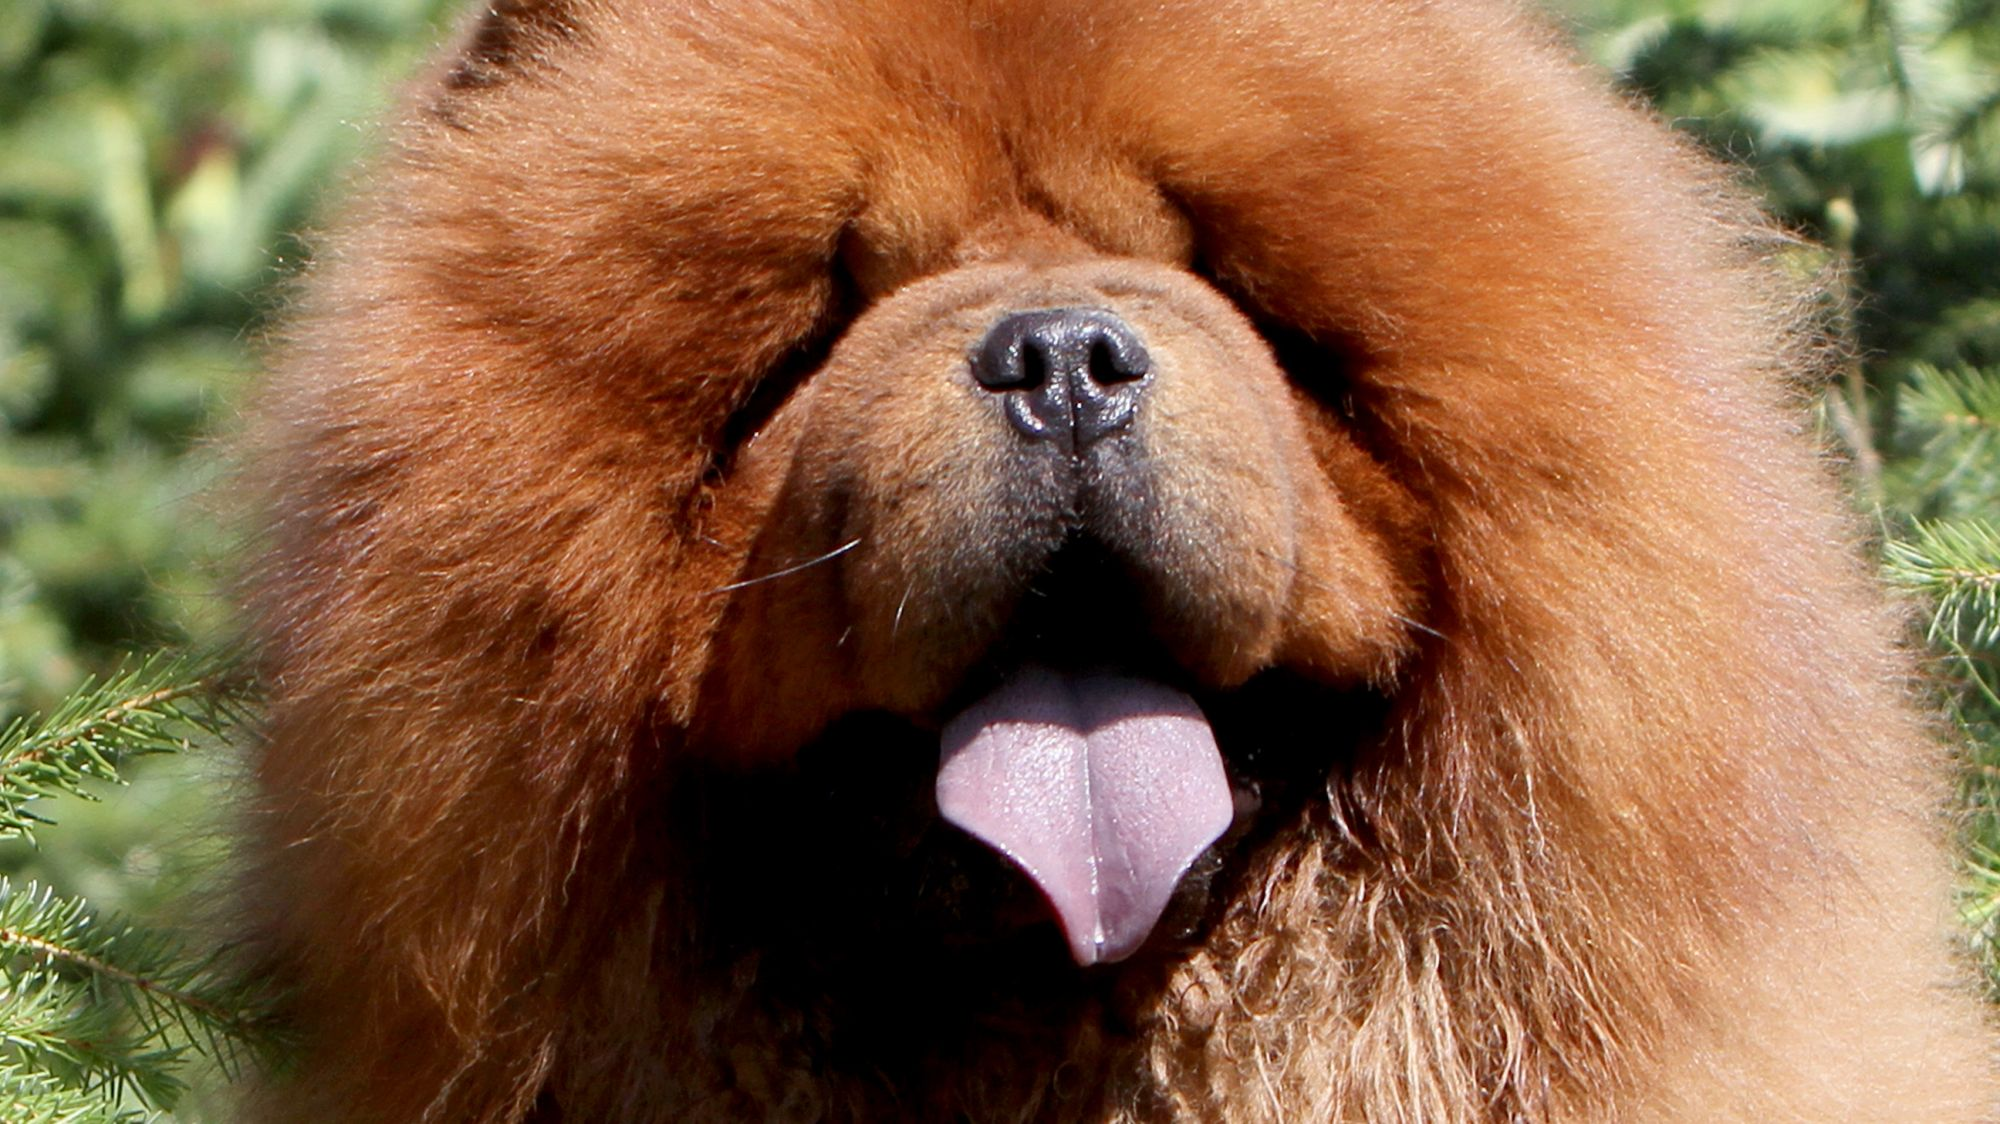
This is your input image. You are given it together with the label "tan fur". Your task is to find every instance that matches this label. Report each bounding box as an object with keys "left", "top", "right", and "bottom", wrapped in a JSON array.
[{"left": 240, "top": 0, "right": 1998, "bottom": 1119}]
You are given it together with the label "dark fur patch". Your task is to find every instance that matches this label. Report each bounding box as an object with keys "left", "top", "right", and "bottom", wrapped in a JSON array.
[{"left": 445, "top": 0, "right": 578, "bottom": 91}]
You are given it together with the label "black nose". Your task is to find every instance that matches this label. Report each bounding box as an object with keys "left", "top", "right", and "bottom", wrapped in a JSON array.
[{"left": 972, "top": 308, "right": 1151, "bottom": 452}]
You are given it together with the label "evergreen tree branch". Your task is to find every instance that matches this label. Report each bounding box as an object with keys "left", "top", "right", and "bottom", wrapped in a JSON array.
[
  {"left": 0, "top": 881, "right": 283, "bottom": 1077},
  {"left": 0, "top": 652, "right": 248, "bottom": 844},
  {"left": 0, "top": 1060, "right": 144, "bottom": 1124},
  {"left": 1886, "top": 517, "right": 2000, "bottom": 649},
  {"left": 0, "top": 653, "right": 279, "bottom": 1117},
  {"left": 0, "top": 960, "right": 185, "bottom": 1110},
  {"left": 1901, "top": 362, "right": 2000, "bottom": 436}
]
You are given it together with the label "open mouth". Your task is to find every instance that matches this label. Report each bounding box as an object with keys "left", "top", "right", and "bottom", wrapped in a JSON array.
[
  {"left": 939, "top": 664, "right": 1235, "bottom": 966},
  {"left": 936, "top": 537, "right": 1391, "bottom": 965},
  {"left": 691, "top": 537, "right": 1390, "bottom": 972},
  {"left": 932, "top": 538, "right": 1251, "bottom": 967}
]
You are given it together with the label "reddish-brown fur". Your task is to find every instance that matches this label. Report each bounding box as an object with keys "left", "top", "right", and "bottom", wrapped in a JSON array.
[{"left": 241, "top": 0, "right": 1997, "bottom": 1119}]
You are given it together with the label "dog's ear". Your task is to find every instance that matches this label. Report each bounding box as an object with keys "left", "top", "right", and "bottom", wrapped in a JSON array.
[{"left": 444, "top": 0, "right": 580, "bottom": 93}]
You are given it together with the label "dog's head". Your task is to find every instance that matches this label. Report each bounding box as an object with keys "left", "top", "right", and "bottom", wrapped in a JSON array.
[{"left": 545, "top": 0, "right": 1769, "bottom": 980}]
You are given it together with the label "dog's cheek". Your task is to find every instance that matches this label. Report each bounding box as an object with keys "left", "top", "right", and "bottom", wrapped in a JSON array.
[
  {"left": 811, "top": 336, "right": 1059, "bottom": 710},
  {"left": 685, "top": 400, "right": 856, "bottom": 758},
  {"left": 1107, "top": 305, "right": 1418, "bottom": 686},
  {"left": 1275, "top": 443, "right": 1424, "bottom": 682},
  {"left": 1100, "top": 315, "right": 1301, "bottom": 681},
  {"left": 1264, "top": 384, "right": 1428, "bottom": 682}
]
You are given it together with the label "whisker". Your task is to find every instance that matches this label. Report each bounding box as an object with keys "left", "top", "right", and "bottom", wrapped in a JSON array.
[
  {"left": 892, "top": 582, "right": 914, "bottom": 641},
  {"left": 1386, "top": 610, "right": 1447, "bottom": 642},
  {"left": 704, "top": 537, "right": 862, "bottom": 594}
]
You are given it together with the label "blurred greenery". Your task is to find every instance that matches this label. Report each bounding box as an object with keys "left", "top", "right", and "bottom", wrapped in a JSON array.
[
  {"left": 0, "top": 0, "right": 1996, "bottom": 1115},
  {"left": 1, "top": 0, "right": 455, "bottom": 717},
  {"left": 0, "top": 0, "right": 456, "bottom": 866},
  {"left": 0, "top": 1, "right": 453, "bottom": 1116}
]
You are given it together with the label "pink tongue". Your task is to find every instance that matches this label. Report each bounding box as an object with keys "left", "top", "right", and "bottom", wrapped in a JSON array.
[{"left": 937, "top": 667, "right": 1233, "bottom": 966}]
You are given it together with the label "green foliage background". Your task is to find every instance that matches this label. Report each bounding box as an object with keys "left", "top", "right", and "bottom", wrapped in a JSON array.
[
  {"left": 0, "top": 0, "right": 453, "bottom": 878},
  {"left": 0, "top": 1, "right": 455, "bottom": 1116},
  {"left": 0, "top": 0, "right": 1995, "bottom": 1116}
]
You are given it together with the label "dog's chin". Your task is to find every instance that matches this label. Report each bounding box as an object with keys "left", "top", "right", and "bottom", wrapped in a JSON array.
[{"left": 678, "top": 536, "right": 1392, "bottom": 999}]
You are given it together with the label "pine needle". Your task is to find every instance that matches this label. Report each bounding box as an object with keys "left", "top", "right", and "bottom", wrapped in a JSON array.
[
  {"left": 0, "top": 653, "right": 279, "bottom": 1117},
  {"left": 0, "top": 652, "right": 248, "bottom": 845},
  {"left": 1886, "top": 518, "right": 2000, "bottom": 649}
]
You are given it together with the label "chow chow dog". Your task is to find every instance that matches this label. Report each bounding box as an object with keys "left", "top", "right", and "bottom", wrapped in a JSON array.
[{"left": 240, "top": 0, "right": 1997, "bottom": 1118}]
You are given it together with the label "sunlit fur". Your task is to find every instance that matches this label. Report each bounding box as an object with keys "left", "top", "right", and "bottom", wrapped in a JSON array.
[{"left": 241, "top": 0, "right": 1997, "bottom": 1119}]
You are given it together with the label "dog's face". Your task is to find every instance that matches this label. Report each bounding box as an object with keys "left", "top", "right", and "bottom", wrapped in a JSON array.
[
  {"left": 693, "top": 244, "right": 1423, "bottom": 964},
  {"left": 579, "top": 3, "right": 1481, "bottom": 973}
]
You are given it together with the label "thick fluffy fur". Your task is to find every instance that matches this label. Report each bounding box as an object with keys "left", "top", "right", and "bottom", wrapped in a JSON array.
[{"left": 242, "top": 0, "right": 1996, "bottom": 1119}]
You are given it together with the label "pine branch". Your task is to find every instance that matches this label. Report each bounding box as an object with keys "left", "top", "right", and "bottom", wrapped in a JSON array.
[
  {"left": 1895, "top": 363, "right": 2000, "bottom": 511},
  {"left": 0, "top": 881, "right": 285, "bottom": 1082},
  {"left": 0, "top": 874, "right": 289, "bottom": 1115},
  {"left": 1902, "top": 362, "right": 2000, "bottom": 435},
  {"left": 0, "top": 653, "right": 280, "bottom": 1117},
  {"left": 0, "top": 651, "right": 248, "bottom": 844},
  {"left": 0, "top": 958, "right": 185, "bottom": 1110},
  {"left": 1886, "top": 518, "right": 2000, "bottom": 649},
  {"left": 1963, "top": 839, "right": 2000, "bottom": 1000},
  {"left": 0, "top": 1061, "right": 143, "bottom": 1124}
]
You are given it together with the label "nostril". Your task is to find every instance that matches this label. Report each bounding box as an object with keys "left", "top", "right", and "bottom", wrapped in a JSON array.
[
  {"left": 974, "top": 319, "right": 1057, "bottom": 392},
  {"left": 1020, "top": 340, "right": 1051, "bottom": 390},
  {"left": 1089, "top": 335, "right": 1148, "bottom": 386}
]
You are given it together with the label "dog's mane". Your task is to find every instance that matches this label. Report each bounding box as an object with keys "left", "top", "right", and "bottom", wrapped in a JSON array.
[{"left": 239, "top": 1, "right": 1993, "bottom": 1120}]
